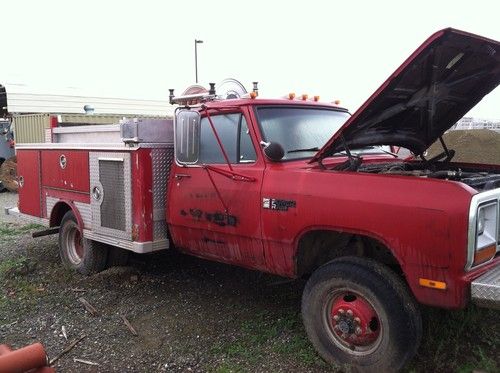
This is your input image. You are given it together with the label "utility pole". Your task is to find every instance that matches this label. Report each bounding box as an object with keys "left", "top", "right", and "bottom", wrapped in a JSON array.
[{"left": 194, "top": 39, "right": 203, "bottom": 83}]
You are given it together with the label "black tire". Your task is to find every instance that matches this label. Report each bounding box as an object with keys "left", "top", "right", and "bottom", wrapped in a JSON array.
[
  {"left": 302, "top": 257, "right": 422, "bottom": 372},
  {"left": 106, "top": 246, "right": 130, "bottom": 268},
  {"left": 59, "top": 211, "right": 108, "bottom": 275}
]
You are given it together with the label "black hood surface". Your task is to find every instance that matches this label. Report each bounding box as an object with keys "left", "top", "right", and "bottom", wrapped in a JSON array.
[{"left": 312, "top": 28, "right": 500, "bottom": 162}]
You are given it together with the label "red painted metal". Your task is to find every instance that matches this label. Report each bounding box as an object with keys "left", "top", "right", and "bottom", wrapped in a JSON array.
[
  {"left": 17, "top": 150, "right": 42, "bottom": 217},
  {"left": 41, "top": 150, "right": 89, "bottom": 193},
  {"left": 131, "top": 149, "right": 153, "bottom": 242},
  {"left": 43, "top": 187, "right": 90, "bottom": 204},
  {"left": 329, "top": 292, "right": 380, "bottom": 347}
]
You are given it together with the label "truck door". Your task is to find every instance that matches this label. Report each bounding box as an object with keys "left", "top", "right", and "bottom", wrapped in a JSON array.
[{"left": 167, "top": 109, "right": 265, "bottom": 268}]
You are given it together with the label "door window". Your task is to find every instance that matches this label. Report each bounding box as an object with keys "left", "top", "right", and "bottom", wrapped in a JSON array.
[{"left": 199, "top": 114, "right": 256, "bottom": 164}]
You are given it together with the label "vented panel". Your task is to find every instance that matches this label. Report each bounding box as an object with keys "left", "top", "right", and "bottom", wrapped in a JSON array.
[{"left": 99, "top": 160, "right": 126, "bottom": 231}]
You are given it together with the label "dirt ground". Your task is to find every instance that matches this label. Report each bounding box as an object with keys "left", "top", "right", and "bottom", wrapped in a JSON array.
[
  {"left": 0, "top": 191, "right": 499, "bottom": 373},
  {"left": 426, "top": 129, "right": 500, "bottom": 164}
]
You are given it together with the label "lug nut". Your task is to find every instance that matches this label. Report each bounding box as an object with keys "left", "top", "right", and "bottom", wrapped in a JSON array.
[
  {"left": 338, "top": 309, "right": 345, "bottom": 314},
  {"left": 333, "top": 315, "right": 340, "bottom": 321},
  {"left": 333, "top": 325, "right": 340, "bottom": 331},
  {"left": 355, "top": 327, "right": 362, "bottom": 335},
  {"left": 346, "top": 309, "right": 353, "bottom": 317},
  {"left": 354, "top": 317, "right": 361, "bottom": 324}
]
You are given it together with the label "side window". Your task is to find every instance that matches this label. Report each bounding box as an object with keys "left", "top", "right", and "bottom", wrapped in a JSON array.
[{"left": 199, "top": 114, "right": 256, "bottom": 164}]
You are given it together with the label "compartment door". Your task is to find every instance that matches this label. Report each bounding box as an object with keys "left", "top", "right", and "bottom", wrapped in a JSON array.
[
  {"left": 90, "top": 152, "right": 132, "bottom": 239},
  {"left": 17, "top": 150, "right": 42, "bottom": 216}
]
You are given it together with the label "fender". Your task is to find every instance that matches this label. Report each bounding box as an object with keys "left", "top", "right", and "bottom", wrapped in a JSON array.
[{"left": 49, "top": 200, "right": 85, "bottom": 231}]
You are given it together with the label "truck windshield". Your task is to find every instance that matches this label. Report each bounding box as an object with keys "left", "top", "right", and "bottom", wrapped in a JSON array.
[{"left": 256, "top": 106, "right": 350, "bottom": 160}]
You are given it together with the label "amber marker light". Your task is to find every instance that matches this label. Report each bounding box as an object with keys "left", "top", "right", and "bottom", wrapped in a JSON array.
[
  {"left": 473, "top": 244, "right": 496, "bottom": 266},
  {"left": 301, "top": 94, "right": 308, "bottom": 100},
  {"left": 419, "top": 278, "right": 447, "bottom": 290},
  {"left": 289, "top": 92, "right": 296, "bottom": 100},
  {"left": 249, "top": 91, "right": 257, "bottom": 99},
  {"left": 333, "top": 99, "right": 341, "bottom": 105},
  {"left": 313, "top": 95, "right": 320, "bottom": 102}
]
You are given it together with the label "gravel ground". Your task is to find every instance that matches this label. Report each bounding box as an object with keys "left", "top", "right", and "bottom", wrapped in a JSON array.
[{"left": 1, "top": 191, "right": 499, "bottom": 373}]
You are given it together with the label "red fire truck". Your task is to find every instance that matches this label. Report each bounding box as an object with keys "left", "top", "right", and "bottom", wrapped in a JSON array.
[{"left": 9, "top": 28, "right": 500, "bottom": 371}]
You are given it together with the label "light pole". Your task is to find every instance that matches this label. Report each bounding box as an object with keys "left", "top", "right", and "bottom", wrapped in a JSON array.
[{"left": 194, "top": 39, "right": 203, "bottom": 83}]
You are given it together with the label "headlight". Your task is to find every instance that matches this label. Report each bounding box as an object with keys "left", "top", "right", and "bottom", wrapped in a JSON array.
[{"left": 473, "top": 202, "right": 498, "bottom": 266}]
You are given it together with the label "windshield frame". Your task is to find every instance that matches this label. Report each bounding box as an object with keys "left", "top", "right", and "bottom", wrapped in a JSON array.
[{"left": 254, "top": 104, "right": 351, "bottom": 162}]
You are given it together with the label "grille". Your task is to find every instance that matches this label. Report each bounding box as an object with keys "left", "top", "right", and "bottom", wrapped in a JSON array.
[{"left": 99, "top": 160, "right": 126, "bottom": 231}]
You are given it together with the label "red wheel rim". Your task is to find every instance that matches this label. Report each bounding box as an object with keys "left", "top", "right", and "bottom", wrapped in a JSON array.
[{"left": 324, "top": 290, "right": 382, "bottom": 355}]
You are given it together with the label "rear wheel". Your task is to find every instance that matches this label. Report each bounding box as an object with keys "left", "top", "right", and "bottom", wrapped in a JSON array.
[
  {"left": 59, "top": 211, "right": 108, "bottom": 275},
  {"left": 302, "top": 257, "right": 421, "bottom": 372}
]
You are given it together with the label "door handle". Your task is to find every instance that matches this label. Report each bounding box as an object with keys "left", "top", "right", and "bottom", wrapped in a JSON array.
[{"left": 175, "top": 173, "right": 191, "bottom": 180}]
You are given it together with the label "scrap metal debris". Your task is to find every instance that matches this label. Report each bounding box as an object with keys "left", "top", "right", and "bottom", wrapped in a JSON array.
[{"left": 121, "top": 315, "right": 138, "bottom": 336}]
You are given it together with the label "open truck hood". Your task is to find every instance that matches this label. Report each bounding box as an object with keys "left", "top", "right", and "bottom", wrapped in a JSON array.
[{"left": 312, "top": 28, "right": 500, "bottom": 162}]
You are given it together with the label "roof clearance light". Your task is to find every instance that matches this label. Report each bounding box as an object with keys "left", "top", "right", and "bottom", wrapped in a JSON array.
[
  {"left": 334, "top": 99, "right": 341, "bottom": 105},
  {"left": 313, "top": 95, "right": 320, "bottom": 102},
  {"left": 301, "top": 94, "right": 308, "bottom": 101},
  {"left": 289, "top": 92, "right": 296, "bottom": 100},
  {"left": 250, "top": 91, "right": 257, "bottom": 99}
]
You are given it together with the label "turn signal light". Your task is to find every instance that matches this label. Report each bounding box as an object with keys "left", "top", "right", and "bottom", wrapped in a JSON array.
[
  {"left": 419, "top": 278, "right": 447, "bottom": 290},
  {"left": 473, "top": 244, "right": 496, "bottom": 266}
]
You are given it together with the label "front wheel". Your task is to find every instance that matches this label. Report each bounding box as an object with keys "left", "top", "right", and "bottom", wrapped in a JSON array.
[
  {"left": 302, "top": 257, "right": 422, "bottom": 372},
  {"left": 59, "top": 211, "right": 108, "bottom": 275}
]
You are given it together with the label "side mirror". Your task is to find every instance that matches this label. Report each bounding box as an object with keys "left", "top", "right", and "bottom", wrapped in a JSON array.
[
  {"left": 262, "top": 141, "right": 284, "bottom": 162},
  {"left": 175, "top": 109, "right": 200, "bottom": 164}
]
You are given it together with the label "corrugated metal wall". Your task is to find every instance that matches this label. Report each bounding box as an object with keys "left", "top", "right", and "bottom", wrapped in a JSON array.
[
  {"left": 13, "top": 113, "right": 171, "bottom": 144},
  {"left": 12, "top": 114, "right": 49, "bottom": 143}
]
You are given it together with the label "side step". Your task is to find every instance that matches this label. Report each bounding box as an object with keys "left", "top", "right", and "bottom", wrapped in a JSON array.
[{"left": 471, "top": 264, "right": 500, "bottom": 310}]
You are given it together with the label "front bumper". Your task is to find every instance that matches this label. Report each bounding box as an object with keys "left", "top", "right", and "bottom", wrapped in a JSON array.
[{"left": 471, "top": 264, "right": 500, "bottom": 309}]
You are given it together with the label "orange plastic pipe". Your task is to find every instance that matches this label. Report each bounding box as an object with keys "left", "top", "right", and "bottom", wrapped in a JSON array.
[
  {"left": 32, "top": 367, "right": 56, "bottom": 373},
  {"left": 0, "top": 343, "right": 48, "bottom": 373}
]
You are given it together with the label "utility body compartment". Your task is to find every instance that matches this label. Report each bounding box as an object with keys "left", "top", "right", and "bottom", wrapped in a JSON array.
[{"left": 15, "top": 117, "right": 174, "bottom": 253}]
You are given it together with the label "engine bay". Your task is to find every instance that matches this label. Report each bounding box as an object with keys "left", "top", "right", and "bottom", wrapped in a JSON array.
[{"left": 357, "top": 161, "right": 500, "bottom": 191}]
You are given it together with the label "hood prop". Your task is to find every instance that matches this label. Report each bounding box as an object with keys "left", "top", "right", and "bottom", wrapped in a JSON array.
[
  {"left": 421, "top": 136, "right": 455, "bottom": 164},
  {"left": 331, "top": 135, "right": 363, "bottom": 171}
]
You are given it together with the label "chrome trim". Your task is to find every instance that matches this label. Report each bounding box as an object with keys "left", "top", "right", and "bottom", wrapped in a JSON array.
[
  {"left": 83, "top": 229, "right": 169, "bottom": 253},
  {"left": 466, "top": 188, "right": 500, "bottom": 271},
  {"left": 15, "top": 143, "right": 173, "bottom": 150}
]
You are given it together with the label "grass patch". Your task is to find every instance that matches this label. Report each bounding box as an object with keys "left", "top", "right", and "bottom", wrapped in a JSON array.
[
  {"left": 0, "top": 223, "right": 44, "bottom": 238},
  {"left": 211, "top": 310, "right": 330, "bottom": 372},
  {"left": 406, "top": 305, "right": 500, "bottom": 372}
]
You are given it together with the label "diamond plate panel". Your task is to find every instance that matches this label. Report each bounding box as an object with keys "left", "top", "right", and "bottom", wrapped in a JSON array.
[
  {"left": 152, "top": 147, "right": 174, "bottom": 240},
  {"left": 154, "top": 220, "right": 169, "bottom": 240},
  {"left": 89, "top": 152, "right": 132, "bottom": 240},
  {"left": 46, "top": 196, "right": 58, "bottom": 218},
  {"left": 74, "top": 202, "right": 91, "bottom": 228},
  {"left": 471, "top": 264, "right": 500, "bottom": 309}
]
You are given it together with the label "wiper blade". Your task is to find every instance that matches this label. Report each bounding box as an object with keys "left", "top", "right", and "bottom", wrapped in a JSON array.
[{"left": 287, "top": 147, "right": 320, "bottom": 153}]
